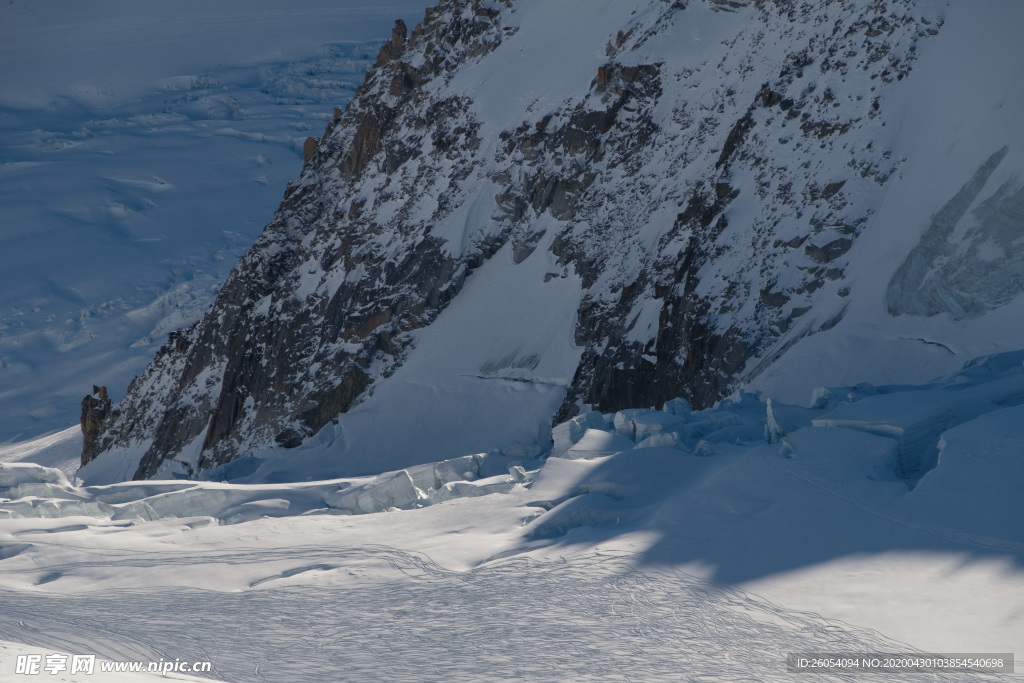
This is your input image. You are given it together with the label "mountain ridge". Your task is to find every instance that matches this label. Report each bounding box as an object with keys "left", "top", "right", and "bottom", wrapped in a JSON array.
[{"left": 81, "top": 0, "right": 1024, "bottom": 483}]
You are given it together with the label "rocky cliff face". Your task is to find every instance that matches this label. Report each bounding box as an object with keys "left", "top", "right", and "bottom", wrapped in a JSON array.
[
  {"left": 85, "top": 0, "right": 952, "bottom": 480},
  {"left": 80, "top": 385, "right": 111, "bottom": 467}
]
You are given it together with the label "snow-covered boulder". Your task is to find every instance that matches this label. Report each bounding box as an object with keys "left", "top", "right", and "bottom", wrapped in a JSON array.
[
  {"left": 634, "top": 431, "right": 688, "bottom": 451},
  {"left": 550, "top": 411, "right": 607, "bottom": 458},
  {"left": 323, "top": 470, "right": 427, "bottom": 514},
  {"left": 662, "top": 398, "right": 691, "bottom": 418},
  {"left": 613, "top": 409, "right": 654, "bottom": 440},
  {"left": 429, "top": 477, "right": 517, "bottom": 504},
  {"left": 564, "top": 429, "right": 635, "bottom": 459},
  {"left": 631, "top": 412, "right": 687, "bottom": 443},
  {"left": 0, "top": 463, "right": 70, "bottom": 491},
  {"left": 405, "top": 455, "right": 479, "bottom": 492}
]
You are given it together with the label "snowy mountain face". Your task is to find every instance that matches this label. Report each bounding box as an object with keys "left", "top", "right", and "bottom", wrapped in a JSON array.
[
  {"left": 2, "top": 3, "right": 1024, "bottom": 675},
  {"left": 81, "top": 0, "right": 1024, "bottom": 482}
]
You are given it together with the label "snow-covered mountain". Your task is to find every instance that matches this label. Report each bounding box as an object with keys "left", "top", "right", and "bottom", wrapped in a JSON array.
[
  {"left": 78, "top": 0, "right": 1023, "bottom": 486},
  {"left": 2, "top": 2, "right": 1023, "bottom": 679}
]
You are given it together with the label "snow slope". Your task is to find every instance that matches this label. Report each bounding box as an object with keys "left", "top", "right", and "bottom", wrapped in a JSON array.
[
  {"left": 0, "top": 0, "right": 429, "bottom": 444},
  {"left": 2, "top": 352, "right": 1022, "bottom": 680},
  {"left": 0, "top": 426, "right": 79, "bottom": 476},
  {"left": 748, "top": 0, "right": 1024, "bottom": 401},
  {"left": 226, "top": 224, "right": 585, "bottom": 482}
]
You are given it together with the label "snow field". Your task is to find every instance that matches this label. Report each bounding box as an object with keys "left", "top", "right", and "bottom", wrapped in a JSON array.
[
  {"left": 2, "top": 554, "right": 1012, "bottom": 682},
  {"left": 1, "top": 350, "right": 1022, "bottom": 679}
]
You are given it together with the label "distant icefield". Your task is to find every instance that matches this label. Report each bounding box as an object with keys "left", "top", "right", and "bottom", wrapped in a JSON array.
[
  {"left": 1, "top": 1, "right": 1023, "bottom": 681},
  {"left": 0, "top": 0, "right": 429, "bottom": 444}
]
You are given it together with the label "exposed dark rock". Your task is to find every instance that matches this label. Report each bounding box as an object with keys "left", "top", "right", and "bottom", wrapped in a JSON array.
[
  {"left": 303, "top": 137, "right": 319, "bottom": 163},
  {"left": 340, "top": 106, "right": 397, "bottom": 181},
  {"left": 805, "top": 237, "right": 853, "bottom": 264},
  {"left": 761, "top": 286, "right": 790, "bottom": 308},
  {"left": 757, "top": 82, "right": 783, "bottom": 107},
  {"left": 800, "top": 119, "right": 852, "bottom": 138},
  {"left": 717, "top": 110, "right": 755, "bottom": 168},
  {"left": 709, "top": 0, "right": 749, "bottom": 11},
  {"left": 820, "top": 179, "right": 847, "bottom": 200},
  {"left": 375, "top": 20, "right": 408, "bottom": 66},
  {"left": 80, "top": 386, "right": 112, "bottom": 467},
  {"left": 887, "top": 146, "right": 1021, "bottom": 319},
  {"left": 511, "top": 230, "right": 547, "bottom": 264},
  {"left": 275, "top": 428, "right": 305, "bottom": 449},
  {"left": 774, "top": 234, "right": 808, "bottom": 249}
]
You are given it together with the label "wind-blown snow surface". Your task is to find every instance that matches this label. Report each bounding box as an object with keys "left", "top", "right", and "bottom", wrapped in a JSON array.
[
  {"left": 0, "top": 0, "right": 429, "bottom": 443},
  {"left": 2, "top": 354, "right": 1023, "bottom": 680}
]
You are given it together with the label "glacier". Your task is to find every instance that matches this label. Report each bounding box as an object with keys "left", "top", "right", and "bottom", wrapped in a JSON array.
[{"left": 2, "top": 350, "right": 1023, "bottom": 679}]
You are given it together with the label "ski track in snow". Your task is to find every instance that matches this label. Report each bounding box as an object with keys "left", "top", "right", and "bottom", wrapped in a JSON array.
[
  {"left": 0, "top": 549, "right": 1010, "bottom": 683},
  {"left": 3, "top": 358, "right": 1023, "bottom": 679}
]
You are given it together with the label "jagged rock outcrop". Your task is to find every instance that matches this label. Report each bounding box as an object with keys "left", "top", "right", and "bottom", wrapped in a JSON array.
[
  {"left": 84, "top": 0, "right": 949, "bottom": 480},
  {"left": 80, "top": 385, "right": 111, "bottom": 467}
]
